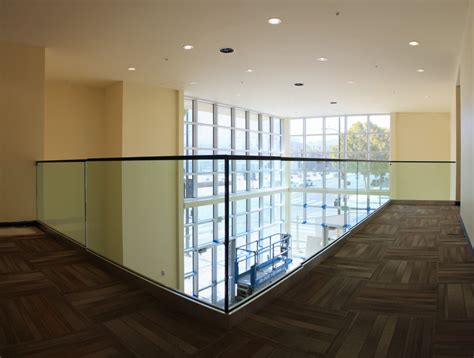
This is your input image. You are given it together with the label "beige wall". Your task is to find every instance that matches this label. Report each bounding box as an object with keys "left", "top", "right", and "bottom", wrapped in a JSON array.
[
  {"left": 0, "top": 43, "right": 45, "bottom": 222},
  {"left": 44, "top": 81, "right": 179, "bottom": 159},
  {"left": 44, "top": 81, "right": 105, "bottom": 159},
  {"left": 122, "top": 82, "right": 180, "bottom": 156},
  {"left": 390, "top": 112, "right": 454, "bottom": 200},
  {"left": 391, "top": 112, "right": 451, "bottom": 161},
  {"left": 104, "top": 82, "right": 123, "bottom": 157},
  {"left": 458, "top": 1, "right": 474, "bottom": 245}
]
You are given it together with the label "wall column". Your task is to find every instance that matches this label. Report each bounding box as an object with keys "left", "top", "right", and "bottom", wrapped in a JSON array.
[{"left": 0, "top": 43, "right": 45, "bottom": 222}]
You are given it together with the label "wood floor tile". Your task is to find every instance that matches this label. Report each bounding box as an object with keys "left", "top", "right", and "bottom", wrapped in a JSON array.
[
  {"left": 16, "top": 237, "right": 68, "bottom": 253},
  {"left": 438, "top": 262, "right": 474, "bottom": 282},
  {"left": 0, "top": 240, "right": 20, "bottom": 254},
  {"left": 434, "top": 320, "right": 474, "bottom": 357},
  {"left": 396, "top": 231, "right": 438, "bottom": 247},
  {"left": 305, "top": 276, "right": 366, "bottom": 310},
  {"left": 0, "top": 254, "right": 33, "bottom": 273},
  {"left": 0, "top": 327, "right": 132, "bottom": 358},
  {"left": 439, "top": 245, "right": 474, "bottom": 263},
  {"left": 0, "top": 292, "right": 90, "bottom": 347},
  {"left": 0, "top": 272, "right": 56, "bottom": 298},
  {"left": 356, "top": 223, "right": 398, "bottom": 237},
  {"left": 402, "top": 217, "right": 441, "bottom": 228},
  {"left": 350, "top": 282, "right": 438, "bottom": 315},
  {"left": 329, "top": 313, "right": 433, "bottom": 358},
  {"left": 28, "top": 250, "right": 88, "bottom": 267},
  {"left": 371, "top": 260, "right": 437, "bottom": 284},
  {"left": 42, "top": 261, "right": 118, "bottom": 294},
  {"left": 334, "top": 242, "right": 386, "bottom": 262},
  {"left": 314, "top": 257, "right": 379, "bottom": 279},
  {"left": 384, "top": 247, "right": 439, "bottom": 261},
  {"left": 66, "top": 283, "right": 155, "bottom": 321},
  {"left": 438, "top": 283, "right": 474, "bottom": 320}
]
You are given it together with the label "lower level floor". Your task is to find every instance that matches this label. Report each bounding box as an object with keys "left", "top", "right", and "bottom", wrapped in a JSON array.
[{"left": 0, "top": 203, "right": 473, "bottom": 357}]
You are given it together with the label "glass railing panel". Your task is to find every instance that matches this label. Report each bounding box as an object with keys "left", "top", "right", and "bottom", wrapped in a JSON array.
[
  {"left": 86, "top": 158, "right": 227, "bottom": 311},
  {"left": 390, "top": 162, "right": 455, "bottom": 201},
  {"left": 37, "top": 161, "right": 85, "bottom": 245},
  {"left": 229, "top": 158, "right": 290, "bottom": 309}
]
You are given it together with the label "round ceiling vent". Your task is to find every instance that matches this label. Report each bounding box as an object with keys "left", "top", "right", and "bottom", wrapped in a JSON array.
[{"left": 220, "top": 48, "right": 235, "bottom": 54}]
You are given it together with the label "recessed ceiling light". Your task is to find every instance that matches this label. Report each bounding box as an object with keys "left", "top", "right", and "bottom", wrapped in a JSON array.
[
  {"left": 347, "top": 81, "right": 355, "bottom": 84},
  {"left": 417, "top": 68, "right": 425, "bottom": 73},
  {"left": 317, "top": 57, "right": 328, "bottom": 62},
  {"left": 236, "top": 93, "right": 241, "bottom": 96},
  {"left": 409, "top": 41, "right": 420, "bottom": 46},
  {"left": 268, "top": 18, "right": 282, "bottom": 25},
  {"left": 330, "top": 101, "right": 337, "bottom": 104},
  {"left": 127, "top": 67, "right": 136, "bottom": 71},
  {"left": 294, "top": 83, "right": 304, "bottom": 86},
  {"left": 183, "top": 45, "right": 194, "bottom": 50},
  {"left": 424, "top": 95, "right": 430, "bottom": 99},
  {"left": 246, "top": 68, "right": 254, "bottom": 73},
  {"left": 220, "top": 47, "right": 235, "bottom": 54},
  {"left": 189, "top": 81, "right": 198, "bottom": 85}
]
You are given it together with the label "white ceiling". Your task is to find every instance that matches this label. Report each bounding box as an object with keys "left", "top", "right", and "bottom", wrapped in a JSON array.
[{"left": 1, "top": 0, "right": 468, "bottom": 117}]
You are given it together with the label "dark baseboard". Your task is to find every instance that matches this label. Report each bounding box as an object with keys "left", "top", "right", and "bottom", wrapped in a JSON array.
[
  {"left": 0, "top": 220, "right": 37, "bottom": 227},
  {"left": 455, "top": 201, "right": 461, "bottom": 206},
  {"left": 390, "top": 200, "right": 457, "bottom": 206}
]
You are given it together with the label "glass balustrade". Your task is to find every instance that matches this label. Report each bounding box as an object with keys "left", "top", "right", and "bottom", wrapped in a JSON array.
[{"left": 36, "top": 156, "right": 455, "bottom": 313}]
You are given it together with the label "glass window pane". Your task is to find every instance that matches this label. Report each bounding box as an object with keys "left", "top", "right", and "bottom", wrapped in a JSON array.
[
  {"left": 249, "top": 113, "right": 259, "bottom": 131},
  {"left": 218, "top": 106, "right": 231, "bottom": 127},
  {"left": 273, "top": 118, "right": 281, "bottom": 135},
  {"left": 217, "top": 127, "right": 231, "bottom": 150},
  {"left": 197, "top": 222, "right": 213, "bottom": 246},
  {"left": 370, "top": 115, "right": 390, "bottom": 133},
  {"left": 197, "top": 125, "right": 213, "bottom": 148},
  {"left": 369, "top": 133, "right": 390, "bottom": 153},
  {"left": 273, "top": 135, "right": 281, "bottom": 153},
  {"left": 184, "top": 124, "right": 193, "bottom": 149},
  {"left": 261, "top": 134, "right": 270, "bottom": 152},
  {"left": 347, "top": 133, "right": 368, "bottom": 153},
  {"left": 325, "top": 135, "right": 340, "bottom": 154},
  {"left": 235, "top": 109, "right": 246, "bottom": 129},
  {"left": 290, "top": 136, "right": 304, "bottom": 157},
  {"left": 291, "top": 118, "right": 303, "bottom": 135},
  {"left": 306, "top": 136, "right": 323, "bottom": 157},
  {"left": 347, "top": 115, "right": 367, "bottom": 132},
  {"left": 306, "top": 118, "right": 323, "bottom": 135},
  {"left": 235, "top": 130, "right": 246, "bottom": 151},
  {"left": 197, "top": 102, "right": 214, "bottom": 125},
  {"left": 261, "top": 115, "right": 270, "bottom": 132},
  {"left": 249, "top": 132, "right": 259, "bottom": 152},
  {"left": 325, "top": 116, "right": 339, "bottom": 134}
]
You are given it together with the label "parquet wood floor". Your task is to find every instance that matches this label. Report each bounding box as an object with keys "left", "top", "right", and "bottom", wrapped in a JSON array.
[{"left": 0, "top": 204, "right": 473, "bottom": 357}]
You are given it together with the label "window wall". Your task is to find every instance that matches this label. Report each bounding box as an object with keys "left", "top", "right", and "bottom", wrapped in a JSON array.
[
  {"left": 183, "top": 98, "right": 284, "bottom": 305},
  {"left": 289, "top": 115, "right": 391, "bottom": 259}
]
